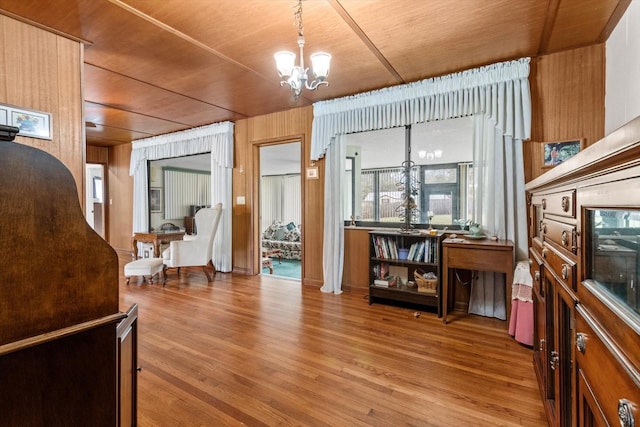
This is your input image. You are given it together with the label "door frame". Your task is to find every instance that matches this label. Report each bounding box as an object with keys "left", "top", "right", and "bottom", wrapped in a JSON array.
[
  {"left": 86, "top": 163, "right": 107, "bottom": 239},
  {"left": 252, "top": 136, "right": 305, "bottom": 278}
]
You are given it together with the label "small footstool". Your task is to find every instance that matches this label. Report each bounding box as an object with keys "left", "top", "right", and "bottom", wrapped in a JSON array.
[{"left": 124, "top": 258, "right": 165, "bottom": 285}]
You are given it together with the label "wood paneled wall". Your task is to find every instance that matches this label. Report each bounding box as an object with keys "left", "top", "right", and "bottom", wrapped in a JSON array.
[
  {"left": 525, "top": 44, "right": 606, "bottom": 182},
  {"left": 107, "top": 143, "right": 134, "bottom": 251},
  {"left": 0, "top": 14, "right": 84, "bottom": 201},
  {"left": 87, "top": 144, "right": 109, "bottom": 164}
]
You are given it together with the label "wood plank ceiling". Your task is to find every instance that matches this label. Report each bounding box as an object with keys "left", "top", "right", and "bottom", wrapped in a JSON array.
[{"left": 0, "top": 0, "right": 629, "bottom": 147}]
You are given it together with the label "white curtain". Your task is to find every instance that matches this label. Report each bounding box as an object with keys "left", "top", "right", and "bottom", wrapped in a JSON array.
[
  {"left": 320, "top": 134, "right": 346, "bottom": 294},
  {"left": 311, "top": 58, "right": 531, "bottom": 304},
  {"left": 129, "top": 121, "right": 234, "bottom": 272},
  {"left": 467, "top": 115, "right": 528, "bottom": 319}
]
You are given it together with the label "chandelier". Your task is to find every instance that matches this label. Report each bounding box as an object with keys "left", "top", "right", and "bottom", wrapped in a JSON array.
[{"left": 274, "top": 0, "right": 331, "bottom": 98}]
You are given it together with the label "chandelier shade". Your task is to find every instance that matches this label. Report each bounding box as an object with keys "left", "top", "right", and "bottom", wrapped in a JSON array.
[
  {"left": 275, "top": 0, "right": 331, "bottom": 98},
  {"left": 310, "top": 52, "right": 331, "bottom": 80},
  {"left": 274, "top": 51, "right": 296, "bottom": 78}
]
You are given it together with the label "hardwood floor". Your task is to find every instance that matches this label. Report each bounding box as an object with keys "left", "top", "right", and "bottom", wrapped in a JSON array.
[{"left": 119, "top": 254, "right": 547, "bottom": 426}]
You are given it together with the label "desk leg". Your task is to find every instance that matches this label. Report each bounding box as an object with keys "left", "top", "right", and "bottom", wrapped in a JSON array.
[
  {"left": 506, "top": 270, "right": 513, "bottom": 322},
  {"left": 442, "top": 267, "right": 449, "bottom": 324},
  {"left": 131, "top": 236, "right": 139, "bottom": 259},
  {"left": 153, "top": 240, "right": 161, "bottom": 258}
]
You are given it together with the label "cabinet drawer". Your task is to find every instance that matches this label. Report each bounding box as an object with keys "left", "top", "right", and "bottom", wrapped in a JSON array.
[
  {"left": 529, "top": 247, "right": 543, "bottom": 296},
  {"left": 575, "top": 306, "right": 640, "bottom": 426},
  {"left": 542, "top": 243, "right": 576, "bottom": 291},
  {"left": 539, "top": 190, "right": 576, "bottom": 218},
  {"left": 542, "top": 218, "right": 577, "bottom": 254}
]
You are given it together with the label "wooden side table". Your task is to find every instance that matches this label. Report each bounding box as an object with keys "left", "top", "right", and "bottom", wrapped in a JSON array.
[
  {"left": 262, "top": 248, "right": 282, "bottom": 264},
  {"left": 441, "top": 237, "right": 514, "bottom": 324}
]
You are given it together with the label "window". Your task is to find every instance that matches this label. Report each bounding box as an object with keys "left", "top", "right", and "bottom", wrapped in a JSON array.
[{"left": 344, "top": 117, "right": 473, "bottom": 227}]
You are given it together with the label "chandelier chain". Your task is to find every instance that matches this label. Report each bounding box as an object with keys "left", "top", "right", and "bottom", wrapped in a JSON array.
[{"left": 294, "top": 0, "right": 304, "bottom": 38}]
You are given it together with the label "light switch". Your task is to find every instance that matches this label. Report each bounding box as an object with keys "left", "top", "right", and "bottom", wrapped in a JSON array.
[{"left": 237, "top": 196, "right": 246, "bottom": 205}]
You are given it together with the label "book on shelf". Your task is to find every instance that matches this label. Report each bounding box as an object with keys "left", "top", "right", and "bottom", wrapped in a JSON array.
[
  {"left": 374, "top": 278, "right": 390, "bottom": 287},
  {"left": 373, "top": 276, "right": 399, "bottom": 288},
  {"left": 372, "top": 235, "right": 401, "bottom": 259}
]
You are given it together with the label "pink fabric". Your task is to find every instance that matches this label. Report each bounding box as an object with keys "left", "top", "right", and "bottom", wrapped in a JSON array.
[{"left": 509, "top": 299, "right": 533, "bottom": 346}]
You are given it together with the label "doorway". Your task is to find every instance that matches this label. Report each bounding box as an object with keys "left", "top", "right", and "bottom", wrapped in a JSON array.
[
  {"left": 259, "top": 142, "right": 302, "bottom": 279},
  {"left": 86, "top": 163, "right": 105, "bottom": 238}
]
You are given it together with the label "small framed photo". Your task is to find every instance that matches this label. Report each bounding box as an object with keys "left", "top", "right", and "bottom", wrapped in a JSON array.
[
  {"left": 149, "top": 187, "right": 162, "bottom": 213},
  {"left": 0, "top": 104, "right": 52, "bottom": 140},
  {"left": 306, "top": 166, "right": 319, "bottom": 180},
  {"left": 542, "top": 139, "right": 583, "bottom": 167}
]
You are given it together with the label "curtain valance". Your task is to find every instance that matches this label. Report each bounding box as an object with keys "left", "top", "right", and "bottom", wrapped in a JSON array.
[
  {"left": 130, "top": 121, "right": 234, "bottom": 176},
  {"left": 311, "top": 58, "right": 531, "bottom": 160}
]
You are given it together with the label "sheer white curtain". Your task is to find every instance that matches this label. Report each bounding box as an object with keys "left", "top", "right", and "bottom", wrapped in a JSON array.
[
  {"left": 320, "top": 134, "right": 346, "bottom": 294},
  {"left": 311, "top": 58, "right": 531, "bottom": 301},
  {"left": 468, "top": 114, "right": 529, "bottom": 319},
  {"left": 129, "top": 121, "right": 234, "bottom": 272}
]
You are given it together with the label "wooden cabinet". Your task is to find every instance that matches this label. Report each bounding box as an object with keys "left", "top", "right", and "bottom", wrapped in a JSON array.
[
  {"left": 343, "top": 227, "right": 371, "bottom": 291},
  {"left": 368, "top": 229, "right": 442, "bottom": 316},
  {"left": 184, "top": 215, "right": 196, "bottom": 235},
  {"left": 0, "top": 139, "right": 137, "bottom": 425},
  {"left": 117, "top": 304, "right": 139, "bottom": 426},
  {"left": 526, "top": 116, "right": 640, "bottom": 427}
]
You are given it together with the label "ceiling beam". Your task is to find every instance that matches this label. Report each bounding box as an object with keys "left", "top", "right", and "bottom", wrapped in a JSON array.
[{"left": 329, "top": 0, "right": 405, "bottom": 84}]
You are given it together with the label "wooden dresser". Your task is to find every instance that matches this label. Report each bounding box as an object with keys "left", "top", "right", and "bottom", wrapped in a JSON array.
[
  {"left": 0, "top": 139, "right": 138, "bottom": 425},
  {"left": 526, "top": 116, "right": 640, "bottom": 427}
]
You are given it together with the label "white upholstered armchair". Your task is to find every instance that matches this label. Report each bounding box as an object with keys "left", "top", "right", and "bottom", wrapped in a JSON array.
[{"left": 162, "top": 203, "right": 222, "bottom": 282}]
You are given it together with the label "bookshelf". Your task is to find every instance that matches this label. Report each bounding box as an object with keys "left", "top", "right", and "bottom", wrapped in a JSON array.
[{"left": 369, "top": 229, "right": 443, "bottom": 316}]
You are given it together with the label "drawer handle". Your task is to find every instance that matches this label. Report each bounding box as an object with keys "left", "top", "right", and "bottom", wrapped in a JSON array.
[
  {"left": 561, "top": 196, "right": 570, "bottom": 212},
  {"left": 534, "top": 271, "right": 540, "bottom": 282},
  {"left": 550, "top": 350, "right": 559, "bottom": 370},
  {"left": 561, "top": 264, "right": 570, "bottom": 280},
  {"left": 539, "top": 338, "right": 545, "bottom": 352},
  {"left": 542, "top": 223, "right": 548, "bottom": 234},
  {"left": 618, "top": 399, "right": 635, "bottom": 427},
  {"left": 561, "top": 230, "right": 568, "bottom": 246},
  {"left": 576, "top": 332, "right": 586, "bottom": 353},
  {"left": 542, "top": 248, "right": 548, "bottom": 259},
  {"left": 542, "top": 198, "right": 547, "bottom": 210}
]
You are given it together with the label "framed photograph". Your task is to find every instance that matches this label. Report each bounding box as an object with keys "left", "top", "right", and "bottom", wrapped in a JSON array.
[
  {"left": 0, "top": 104, "right": 52, "bottom": 140},
  {"left": 542, "top": 139, "right": 583, "bottom": 167},
  {"left": 306, "top": 166, "right": 319, "bottom": 180},
  {"left": 149, "top": 187, "right": 162, "bottom": 213}
]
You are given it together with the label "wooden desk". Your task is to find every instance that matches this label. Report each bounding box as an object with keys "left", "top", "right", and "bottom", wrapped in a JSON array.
[
  {"left": 132, "top": 231, "right": 185, "bottom": 258},
  {"left": 442, "top": 238, "right": 514, "bottom": 324}
]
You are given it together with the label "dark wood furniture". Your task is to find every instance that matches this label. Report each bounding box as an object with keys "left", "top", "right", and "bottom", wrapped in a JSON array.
[
  {"left": 441, "top": 238, "right": 514, "bottom": 324},
  {"left": 0, "top": 141, "right": 137, "bottom": 425},
  {"left": 184, "top": 215, "right": 196, "bottom": 235},
  {"left": 526, "top": 116, "right": 640, "bottom": 427},
  {"left": 368, "top": 229, "right": 443, "bottom": 316},
  {"left": 132, "top": 230, "right": 185, "bottom": 258}
]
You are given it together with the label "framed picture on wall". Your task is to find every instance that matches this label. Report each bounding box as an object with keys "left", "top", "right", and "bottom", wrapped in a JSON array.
[
  {"left": 542, "top": 139, "right": 583, "bottom": 168},
  {"left": 150, "top": 187, "right": 162, "bottom": 212},
  {"left": 0, "top": 104, "right": 52, "bottom": 140}
]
